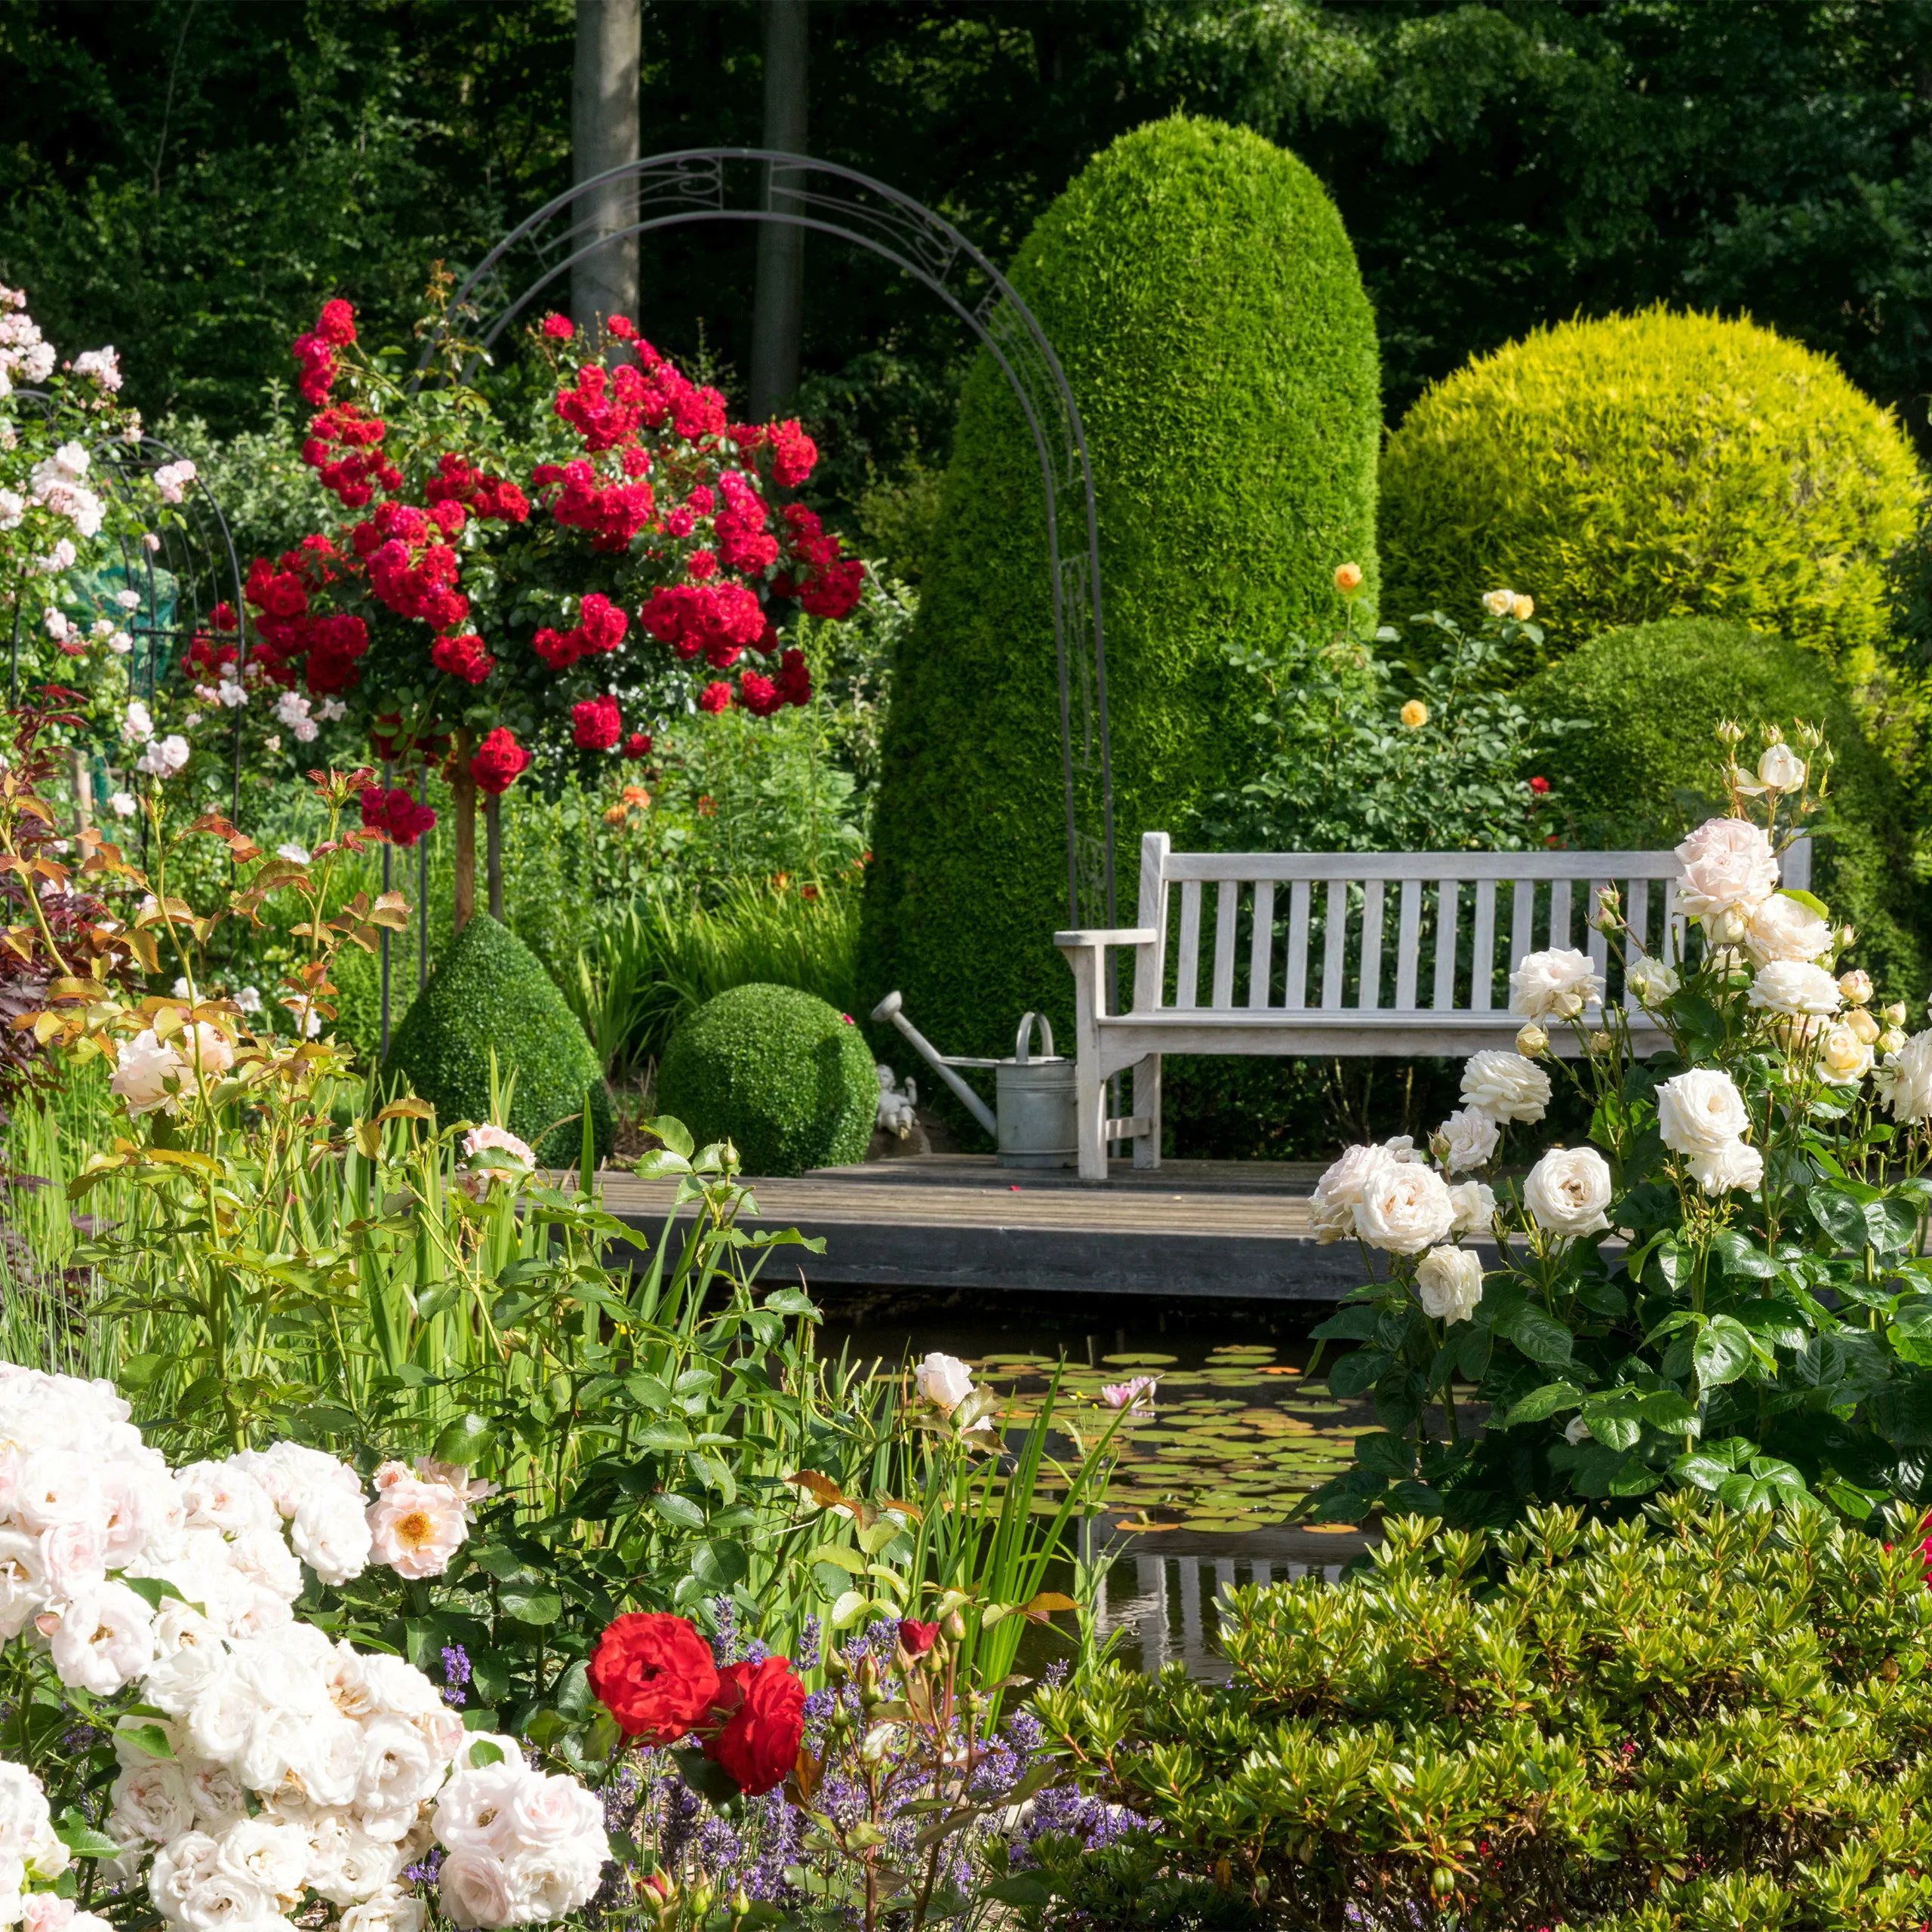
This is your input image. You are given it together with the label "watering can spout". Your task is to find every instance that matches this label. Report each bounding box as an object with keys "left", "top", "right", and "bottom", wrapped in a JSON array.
[{"left": 869, "top": 992, "right": 998, "bottom": 1138}]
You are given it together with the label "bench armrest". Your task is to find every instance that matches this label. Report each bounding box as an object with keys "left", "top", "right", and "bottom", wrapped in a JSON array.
[{"left": 1053, "top": 928, "right": 1158, "bottom": 949}]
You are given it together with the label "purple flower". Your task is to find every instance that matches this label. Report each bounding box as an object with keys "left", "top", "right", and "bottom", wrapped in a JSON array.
[{"left": 439, "top": 1644, "right": 471, "bottom": 1708}]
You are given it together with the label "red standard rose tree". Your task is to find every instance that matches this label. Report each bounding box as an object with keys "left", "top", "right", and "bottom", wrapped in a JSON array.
[{"left": 229, "top": 279, "right": 865, "bottom": 925}]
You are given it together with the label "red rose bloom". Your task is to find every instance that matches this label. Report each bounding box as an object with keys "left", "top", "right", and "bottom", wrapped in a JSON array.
[
  {"left": 471, "top": 727, "right": 532, "bottom": 797},
  {"left": 432, "top": 634, "right": 494, "bottom": 685},
  {"left": 1530, "top": 775, "right": 1550, "bottom": 795},
  {"left": 540, "top": 313, "right": 575, "bottom": 340},
  {"left": 703, "top": 1657, "right": 805, "bottom": 1796},
  {"left": 698, "top": 681, "right": 733, "bottom": 715},
  {"left": 589, "top": 1614, "right": 720, "bottom": 1746},
  {"left": 572, "top": 695, "right": 622, "bottom": 751},
  {"left": 316, "top": 299, "right": 358, "bottom": 346},
  {"left": 623, "top": 732, "right": 652, "bottom": 760},
  {"left": 897, "top": 1619, "right": 940, "bottom": 1657}
]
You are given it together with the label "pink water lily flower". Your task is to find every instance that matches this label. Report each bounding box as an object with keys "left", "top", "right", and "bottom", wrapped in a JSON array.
[{"left": 1100, "top": 1377, "right": 1158, "bottom": 1415}]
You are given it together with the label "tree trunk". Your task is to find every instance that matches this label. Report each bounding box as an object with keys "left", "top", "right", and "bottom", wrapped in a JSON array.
[
  {"left": 452, "top": 730, "right": 478, "bottom": 931},
  {"left": 749, "top": 0, "right": 809, "bottom": 420},
  {"left": 571, "top": 0, "right": 642, "bottom": 337},
  {"left": 485, "top": 793, "right": 503, "bottom": 921}
]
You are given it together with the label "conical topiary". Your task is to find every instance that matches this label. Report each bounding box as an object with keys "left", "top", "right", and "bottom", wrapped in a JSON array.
[
  {"left": 656, "top": 983, "right": 875, "bottom": 1177},
  {"left": 385, "top": 913, "right": 614, "bottom": 1165},
  {"left": 858, "top": 115, "right": 1381, "bottom": 1072}
]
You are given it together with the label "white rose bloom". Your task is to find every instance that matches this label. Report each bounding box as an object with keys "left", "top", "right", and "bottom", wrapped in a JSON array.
[
  {"left": 1746, "top": 959, "right": 1843, "bottom": 1018},
  {"left": 0, "top": 1764, "right": 57, "bottom": 1867},
  {"left": 149, "top": 1830, "right": 221, "bottom": 1918},
  {"left": 48, "top": 1581, "right": 155, "bottom": 1694},
  {"left": 1312, "top": 1143, "right": 1396, "bottom": 1205},
  {"left": 1655, "top": 1069, "right": 1751, "bottom": 1155},
  {"left": 1817, "top": 1022, "right": 1875, "bottom": 1087},
  {"left": 172, "top": 1868, "right": 278, "bottom": 1932},
  {"left": 1306, "top": 1186, "right": 1355, "bottom": 1244},
  {"left": 1757, "top": 742, "right": 1806, "bottom": 792},
  {"left": 1686, "top": 1138, "right": 1764, "bottom": 1196},
  {"left": 107, "top": 790, "right": 137, "bottom": 819},
  {"left": 183, "top": 1761, "right": 249, "bottom": 1832},
  {"left": 1481, "top": 588, "right": 1514, "bottom": 617},
  {"left": 502, "top": 1839, "right": 607, "bottom": 1923},
  {"left": 1432, "top": 1106, "right": 1500, "bottom": 1174},
  {"left": 1414, "top": 1246, "right": 1484, "bottom": 1324},
  {"left": 1379, "top": 1134, "right": 1424, "bottom": 1164},
  {"left": 439, "top": 1850, "right": 516, "bottom": 1931},
  {"left": 1354, "top": 1163, "right": 1456, "bottom": 1255},
  {"left": 110, "top": 1029, "right": 190, "bottom": 1117},
  {"left": 14, "top": 1448, "right": 101, "bottom": 1530},
  {"left": 214, "top": 1815, "right": 309, "bottom": 1900},
  {"left": 1743, "top": 892, "right": 1835, "bottom": 967},
  {"left": 434, "top": 1761, "right": 527, "bottom": 1859},
  {"left": 1447, "top": 1180, "right": 1497, "bottom": 1238},
  {"left": 135, "top": 734, "right": 191, "bottom": 778},
  {"left": 340, "top": 1888, "right": 426, "bottom": 1932},
  {"left": 1508, "top": 946, "right": 1603, "bottom": 1021},
  {"left": 911, "top": 1352, "right": 974, "bottom": 1416},
  {"left": 1564, "top": 1415, "right": 1593, "bottom": 1446},
  {"left": 1675, "top": 816, "right": 1779, "bottom": 918},
  {"left": 1625, "top": 955, "right": 1680, "bottom": 1007},
  {"left": 40, "top": 1517, "right": 108, "bottom": 1598},
  {"left": 1523, "top": 1146, "right": 1614, "bottom": 1238},
  {"left": 291, "top": 1489, "right": 372, "bottom": 1586},
  {"left": 0, "top": 1531, "right": 46, "bottom": 1640},
  {"left": 1460, "top": 1051, "right": 1552, "bottom": 1123},
  {"left": 1883, "top": 1031, "right": 1932, "bottom": 1123},
  {"left": 505, "top": 1770, "right": 605, "bottom": 1850},
  {"left": 355, "top": 1714, "right": 444, "bottom": 1813}
]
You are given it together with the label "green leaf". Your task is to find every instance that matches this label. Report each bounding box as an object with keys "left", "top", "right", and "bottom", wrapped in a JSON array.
[
  {"left": 1495, "top": 1303, "right": 1574, "bottom": 1368},
  {"left": 689, "top": 1539, "right": 749, "bottom": 1592},
  {"left": 1711, "top": 1229, "right": 1779, "bottom": 1279},
  {"left": 1693, "top": 1316, "right": 1757, "bottom": 1389},
  {"left": 642, "top": 1116, "right": 694, "bottom": 1159},
  {"left": 115, "top": 1724, "right": 174, "bottom": 1761},
  {"left": 983, "top": 1876, "right": 1054, "bottom": 1908},
  {"left": 432, "top": 1413, "right": 497, "bottom": 1466},
  {"left": 465, "top": 1739, "right": 506, "bottom": 1768},
  {"left": 1807, "top": 1186, "right": 1869, "bottom": 1248},
  {"left": 651, "top": 1492, "right": 708, "bottom": 1532},
  {"left": 1327, "top": 1349, "right": 1390, "bottom": 1398},
  {"left": 763, "top": 1287, "right": 819, "bottom": 1320},
  {"left": 1353, "top": 1432, "right": 1414, "bottom": 1479},
  {"left": 1732, "top": 1300, "right": 1808, "bottom": 1352},
  {"left": 56, "top": 1810, "right": 125, "bottom": 1860},
  {"left": 500, "top": 1583, "right": 563, "bottom": 1626},
  {"left": 118, "top": 1352, "right": 168, "bottom": 1389},
  {"left": 118, "top": 1575, "right": 192, "bottom": 1613},
  {"left": 1310, "top": 1306, "right": 1380, "bottom": 1342},
  {"left": 1500, "top": 1382, "right": 1585, "bottom": 1426}
]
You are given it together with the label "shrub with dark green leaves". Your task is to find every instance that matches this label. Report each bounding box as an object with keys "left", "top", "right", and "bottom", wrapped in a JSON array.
[
  {"left": 861, "top": 115, "right": 1380, "bottom": 1070},
  {"left": 385, "top": 912, "right": 612, "bottom": 1166},
  {"left": 1521, "top": 617, "right": 1927, "bottom": 1000},
  {"left": 655, "top": 982, "right": 875, "bottom": 1177},
  {"left": 1030, "top": 1502, "right": 1932, "bottom": 1930}
]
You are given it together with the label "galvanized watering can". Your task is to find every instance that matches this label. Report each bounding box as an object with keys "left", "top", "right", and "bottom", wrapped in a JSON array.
[{"left": 870, "top": 992, "right": 1077, "bottom": 1169}]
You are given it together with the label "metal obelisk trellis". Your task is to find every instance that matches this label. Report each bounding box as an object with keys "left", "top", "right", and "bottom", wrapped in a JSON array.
[{"left": 429, "top": 146, "right": 1116, "bottom": 944}]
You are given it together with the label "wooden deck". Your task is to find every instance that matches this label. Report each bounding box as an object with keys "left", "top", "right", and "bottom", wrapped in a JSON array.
[{"left": 597, "top": 1154, "right": 1380, "bottom": 1300}]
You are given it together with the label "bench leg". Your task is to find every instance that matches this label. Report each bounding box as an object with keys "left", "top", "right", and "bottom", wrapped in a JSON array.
[
  {"left": 1059, "top": 940, "right": 1110, "bottom": 1181},
  {"left": 1133, "top": 1054, "right": 1161, "bottom": 1169}
]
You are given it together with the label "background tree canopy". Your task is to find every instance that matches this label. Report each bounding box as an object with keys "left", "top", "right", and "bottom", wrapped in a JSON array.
[{"left": 5, "top": 0, "right": 1928, "bottom": 543}]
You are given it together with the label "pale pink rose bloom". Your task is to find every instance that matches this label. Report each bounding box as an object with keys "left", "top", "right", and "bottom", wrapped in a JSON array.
[
  {"left": 457, "top": 1124, "right": 536, "bottom": 1201},
  {"left": 1674, "top": 817, "right": 1778, "bottom": 918},
  {"left": 367, "top": 1477, "right": 468, "bottom": 1580},
  {"left": 413, "top": 1460, "right": 499, "bottom": 1514}
]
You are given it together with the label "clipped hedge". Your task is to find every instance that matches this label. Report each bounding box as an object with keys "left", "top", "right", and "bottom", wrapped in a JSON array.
[
  {"left": 1521, "top": 617, "right": 1927, "bottom": 999},
  {"left": 860, "top": 115, "right": 1380, "bottom": 1068},
  {"left": 386, "top": 913, "right": 613, "bottom": 1166},
  {"left": 1030, "top": 1502, "right": 1932, "bottom": 1930},
  {"left": 1381, "top": 308, "right": 1926, "bottom": 679},
  {"left": 655, "top": 982, "right": 875, "bottom": 1177}
]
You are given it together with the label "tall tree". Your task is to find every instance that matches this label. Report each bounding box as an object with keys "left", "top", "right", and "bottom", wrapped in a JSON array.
[
  {"left": 749, "top": 0, "right": 810, "bottom": 419},
  {"left": 571, "top": 0, "right": 641, "bottom": 334}
]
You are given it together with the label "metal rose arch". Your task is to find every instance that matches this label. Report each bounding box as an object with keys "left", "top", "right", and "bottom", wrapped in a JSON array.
[{"left": 435, "top": 147, "right": 1117, "bottom": 931}]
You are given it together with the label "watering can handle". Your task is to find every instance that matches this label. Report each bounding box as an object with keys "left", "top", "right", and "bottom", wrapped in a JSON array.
[{"left": 1014, "top": 1011, "right": 1055, "bottom": 1063}]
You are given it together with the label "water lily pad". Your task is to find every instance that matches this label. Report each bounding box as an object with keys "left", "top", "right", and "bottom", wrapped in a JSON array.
[{"left": 1101, "top": 1352, "right": 1178, "bottom": 1367}]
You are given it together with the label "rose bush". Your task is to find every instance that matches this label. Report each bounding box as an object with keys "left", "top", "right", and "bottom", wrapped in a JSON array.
[{"left": 1306, "top": 719, "right": 1932, "bottom": 1527}]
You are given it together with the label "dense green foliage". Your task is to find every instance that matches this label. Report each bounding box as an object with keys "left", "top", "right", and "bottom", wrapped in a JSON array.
[
  {"left": 1032, "top": 1503, "right": 1932, "bottom": 1930},
  {"left": 861, "top": 115, "right": 1379, "bottom": 1060},
  {"left": 8, "top": 2, "right": 1931, "bottom": 494},
  {"left": 1383, "top": 309, "right": 1926, "bottom": 677},
  {"left": 1521, "top": 618, "right": 1928, "bottom": 999},
  {"left": 385, "top": 912, "right": 614, "bottom": 1165},
  {"left": 656, "top": 982, "right": 876, "bottom": 1177}
]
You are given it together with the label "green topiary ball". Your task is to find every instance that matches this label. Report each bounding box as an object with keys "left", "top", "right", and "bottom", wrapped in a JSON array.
[
  {"left": 385, "top": 913, "right": 613, "bottom": 1166},
  {"left": 1383, "top": 308, "right": 1926, "bottom": 681},
  {"left": 657, "top": 983, "right": 875, "bottom": 1177},
  {"left": 860, "top": 115, "right": 1381, "bottom": 1078},
  {"left": 1521, "top": 617, "right": 1927, "bottom": 999}
]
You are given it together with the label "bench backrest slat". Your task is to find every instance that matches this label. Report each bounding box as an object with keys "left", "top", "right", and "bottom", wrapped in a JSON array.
[{"left": 1131, "top": 831, "right": 1812, "bottom": 1023}]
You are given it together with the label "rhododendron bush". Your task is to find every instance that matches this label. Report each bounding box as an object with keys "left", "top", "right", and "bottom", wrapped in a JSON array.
[
  {"left": 1305, "top": 719, "right": 1932, "bottom": 1528},
  {"left": 149, "top": 279, "right": 865, "bottom": 915}
]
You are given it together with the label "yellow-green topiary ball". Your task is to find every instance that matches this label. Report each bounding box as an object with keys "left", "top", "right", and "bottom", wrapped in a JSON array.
[{"left": 1381, "top": 307, "right": 1926, "bottom": 682}]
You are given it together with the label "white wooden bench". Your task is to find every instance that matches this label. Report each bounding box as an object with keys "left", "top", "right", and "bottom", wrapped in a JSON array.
[{"left": 1054, "top": 830, "right": 1811, "bottom": 1181}]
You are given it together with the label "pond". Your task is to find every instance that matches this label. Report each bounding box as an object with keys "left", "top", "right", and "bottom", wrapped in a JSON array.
[{"left": 817, "top": 1290, "right": 1377, "bottom": 1677}]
